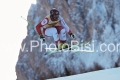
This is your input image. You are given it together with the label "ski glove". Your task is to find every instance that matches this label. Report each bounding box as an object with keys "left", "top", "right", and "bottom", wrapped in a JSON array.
[
  {"left": 40, "top": 34, "right": 45, "bottom": 42},
  {"left": 69, "top": 33, "right": 75, "bottom": 39}
]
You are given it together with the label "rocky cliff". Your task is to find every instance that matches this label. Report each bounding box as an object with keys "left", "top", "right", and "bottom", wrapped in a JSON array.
[{"left": 16, "top": 0, "right": 120, "bottom": 80}]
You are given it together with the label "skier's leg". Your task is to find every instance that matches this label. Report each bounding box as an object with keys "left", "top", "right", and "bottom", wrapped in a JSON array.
[
  {"left": 45, "top": 27, "right": 59, "bottom": 42},
  {"left": 59, "top": 28, "right": 66, "bottom": 41},
  {"left": 45, "top": 27, "right": 64, "bottom": 50},
  {"left": 55, "top": 26, "right": 66, "bottom": 41},
  {"left": 55, "top": 26, "right": 70, "bottom": 49}
]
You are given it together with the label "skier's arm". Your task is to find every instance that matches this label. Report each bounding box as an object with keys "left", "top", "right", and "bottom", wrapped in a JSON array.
[
  {"left": 59, "top": 16, "right": 72, "bottom": 34},
  {"left": 35, "top": 18, "right": 48, "bottom": 35},
  {"left": 59, "top": 16, "right": 75, "bottom": 39}
]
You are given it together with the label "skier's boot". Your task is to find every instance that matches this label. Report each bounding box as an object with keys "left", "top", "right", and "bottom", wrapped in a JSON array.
[
  {"left": 57, "top": 42, "right": 63, "bottom": 50},
  {"left": 56, "top": 42, "right": 71, "bottom": 50},
  {"left": 62, "top": 43, "right": 71, "bottom": 50}
]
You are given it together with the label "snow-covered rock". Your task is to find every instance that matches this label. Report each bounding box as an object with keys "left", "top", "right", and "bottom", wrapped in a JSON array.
[{"left": 16, "top": 0, "right": 120, "bottom": 80}]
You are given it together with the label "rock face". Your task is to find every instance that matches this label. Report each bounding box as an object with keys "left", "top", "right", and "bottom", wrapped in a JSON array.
[{"left": 16, "top": 0, "right": 120, "bottom": 80}]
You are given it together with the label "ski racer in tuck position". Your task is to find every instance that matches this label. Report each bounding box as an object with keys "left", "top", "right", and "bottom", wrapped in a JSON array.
[{"left": 35, "top": 8, "right": 75, "bottom": 50}]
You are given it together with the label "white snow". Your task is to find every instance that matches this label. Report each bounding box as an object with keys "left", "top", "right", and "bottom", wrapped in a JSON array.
[{"left": 48, "top": 67, "right": 120, "bottom": 80}]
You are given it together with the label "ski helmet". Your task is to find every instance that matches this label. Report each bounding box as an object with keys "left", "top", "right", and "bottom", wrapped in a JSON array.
[{"left": 50, "top": 8, "right": 59, "bottom": 21}]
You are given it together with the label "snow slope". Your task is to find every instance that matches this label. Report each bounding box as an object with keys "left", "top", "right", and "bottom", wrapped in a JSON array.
[{"left": 48, "top": 68, "right": 120, "bottom": 80}]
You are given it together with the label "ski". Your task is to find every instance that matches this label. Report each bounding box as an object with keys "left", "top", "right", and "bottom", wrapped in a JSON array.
[{"left": 44, "top": 41, "right": 90, "bottom": 55}]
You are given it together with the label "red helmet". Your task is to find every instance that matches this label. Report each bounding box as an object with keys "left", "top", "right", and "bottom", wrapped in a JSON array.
[{"left": 50, "top": 8, "right": 59, "bottom": 21}]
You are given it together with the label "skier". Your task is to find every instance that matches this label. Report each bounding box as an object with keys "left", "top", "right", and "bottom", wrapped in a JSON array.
[{"left": 35, "top": 8, "right": 75, "bottom": 50}]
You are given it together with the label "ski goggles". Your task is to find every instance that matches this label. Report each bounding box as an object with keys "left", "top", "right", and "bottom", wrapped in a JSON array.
[{"left": 53, "top": 14, "right": 59, "bottom": 19}]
